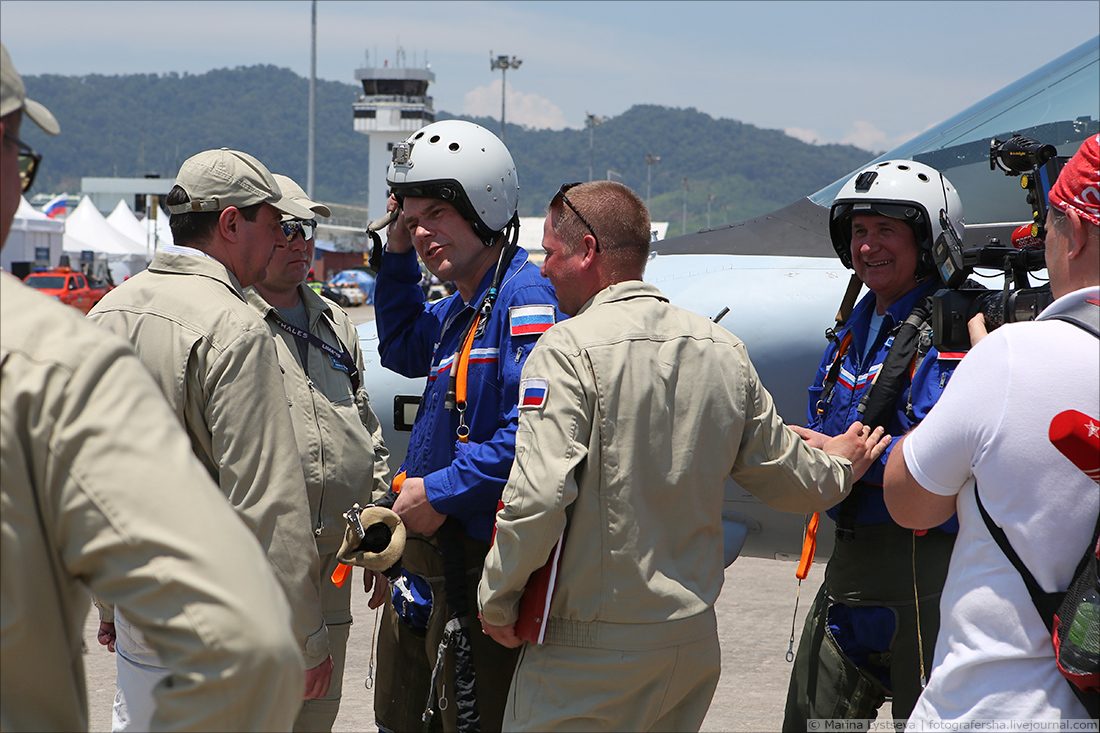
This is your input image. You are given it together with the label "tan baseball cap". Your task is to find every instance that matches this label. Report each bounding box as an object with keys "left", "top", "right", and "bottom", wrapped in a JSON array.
[
  {"left": 1, "top": 43, "right": 60, "bottom": 135},
  {"left": 167, "top": 148, "right": 314, "bottom": 219},
  {"left": 273, "top": 174, "right": 332, "bottom": 219}
]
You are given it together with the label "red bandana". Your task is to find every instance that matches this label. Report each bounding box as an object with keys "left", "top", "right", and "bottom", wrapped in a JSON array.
[{"left": 1048, "top": 134, "right": 1100, "bottom": 227}]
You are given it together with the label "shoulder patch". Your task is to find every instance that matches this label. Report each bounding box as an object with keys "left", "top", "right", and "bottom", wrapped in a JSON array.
[
  {"left": 520, "top": 377, "right": 549, "bottom": 410},
  {"left": 510, "top": 304, "right": 556, "bottom": 337},
  {"left": 937, "top": 351, "right": 966, "bottom": 361}
]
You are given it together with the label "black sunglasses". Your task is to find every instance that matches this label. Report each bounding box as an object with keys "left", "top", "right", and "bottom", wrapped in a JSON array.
[
  {"left": 4, "top": 131, "right": 42, "bottom": 193},
  {"left": 551, "top": 182, "right": 600, "bottom": 252},
  {"left": 281, "top": 219, "right": 316, "bottom": 242}
]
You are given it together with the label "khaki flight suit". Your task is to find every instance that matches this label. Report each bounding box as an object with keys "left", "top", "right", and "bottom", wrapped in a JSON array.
[
  {"left": 0, "top": 272, "right": 304, "bottom": 731},
  {"left": 480, "top": 281, "right": 854, "bottom": 732},
  {"left": 246, "top": 283, "right": 392, "bottom": 732},
  {"left": 88, "top": 251, "right": 328, "bottom": 665}
]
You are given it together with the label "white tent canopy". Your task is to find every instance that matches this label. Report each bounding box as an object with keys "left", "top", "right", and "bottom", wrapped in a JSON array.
[
  {"left": 106, "top": 199, "right": 173, "bottom": 254},
  {"left": 17, "top": 195, "right": 52, "bottom": 221},
  {"left": 63, "top": 196, "right": 149, "bottom": 281},
  {"left": 1, "top": 197, "right": 65, "bottom": 274},
  {"left": 64, "top": 196, "right": 147, "bottom": 256}
]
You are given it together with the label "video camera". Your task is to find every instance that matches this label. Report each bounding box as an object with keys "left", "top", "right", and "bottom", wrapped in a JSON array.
[{"left": 930, "top": 135, "right": 1067, "bottom": 353}]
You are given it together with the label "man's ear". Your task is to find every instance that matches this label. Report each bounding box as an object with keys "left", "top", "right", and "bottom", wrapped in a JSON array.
[
  {"left": 579, "top": 234, "right": 599, "bottom": 268},
  {"left": 1064, "top": 206, "right": 1093, "bottom": 260},
  {"left": 218, "top": 207, "right": 242, "bottom": 242}
]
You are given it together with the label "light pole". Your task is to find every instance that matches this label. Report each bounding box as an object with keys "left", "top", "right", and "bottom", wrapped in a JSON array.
[
  {"left": 645, "top": 153, "right": 660, "bottom": 210},
  {"left": 682, "top": 177, "right": 690, "bottom": 236},
  {"left": 586, "top": 112, "right": 605, "bottom": 182},
  {"left": 307, "top": 0, "right": 317, "bottom": 197},
  {"left": 490, "top": 53, "right": 522, "bottom": 143}
]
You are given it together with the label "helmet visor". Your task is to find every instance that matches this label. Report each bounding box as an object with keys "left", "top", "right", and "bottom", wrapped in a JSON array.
[{"left": 832, "top": 202, "right": 924, "bottom": 225}]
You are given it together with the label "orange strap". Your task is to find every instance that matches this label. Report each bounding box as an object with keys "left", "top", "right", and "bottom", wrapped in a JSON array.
[
  {"left": 331, "top": 562, "right": 352, "bottom": 587},
  {"left": 392, "top": 470, "right": 406, "bottom": 493},
  {"left": 449, "top": 312, "right": 481, "bottom": 444},
  {"left": 796, "top": 512, "right": 820, "bottom": 580},
  {"left": 834, "top": 331, "right": 853, "bottom": 365},
  {"left": 455, "top": 313, "right": 480, "bottom": 408}
]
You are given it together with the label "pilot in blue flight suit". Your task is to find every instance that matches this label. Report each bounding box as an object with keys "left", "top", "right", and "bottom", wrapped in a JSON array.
[
  {"left": 783, "top": 160, "right": 964, "bottom": 727},
  {"left": 367, "top": 120, "right": 562, "bottom": 733}
]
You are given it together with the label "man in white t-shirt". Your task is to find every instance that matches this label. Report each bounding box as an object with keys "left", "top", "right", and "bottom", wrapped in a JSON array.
[{"left": 883, "top": 134, "right": 1100, "bottom": 725}]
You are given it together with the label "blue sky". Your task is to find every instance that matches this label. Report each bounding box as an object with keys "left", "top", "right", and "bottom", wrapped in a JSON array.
[{"left": 2, "top": 1, "right": 1097, "bottom": 152}]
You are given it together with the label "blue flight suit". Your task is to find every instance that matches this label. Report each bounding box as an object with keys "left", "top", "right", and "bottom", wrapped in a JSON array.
[
  {"left": 373, "top": 245, "right": 561, "bottom": 732},
  {"left": 784, "top": 279, "right": 960, "bottom": 727}
]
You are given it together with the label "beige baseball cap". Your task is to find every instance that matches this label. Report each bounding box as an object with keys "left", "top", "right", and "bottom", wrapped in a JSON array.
[
  {"left": 167, "top": 148, "right": 314, "bottom": 219},
  {"left": 273, "top": 174, "right": 332, "bottom": 219},
  {"left": 1, "top": 43, "right": 60, "bottom": 135}
]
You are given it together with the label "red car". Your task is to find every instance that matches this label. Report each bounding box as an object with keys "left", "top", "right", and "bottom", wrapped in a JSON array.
[{"left": 23, "top": 267, "right": 111, "bottom": 314}]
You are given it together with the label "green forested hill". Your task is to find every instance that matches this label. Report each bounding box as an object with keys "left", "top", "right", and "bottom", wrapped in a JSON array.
[{"left": 20, "top": 65, "right": 875, "bottom": 230}]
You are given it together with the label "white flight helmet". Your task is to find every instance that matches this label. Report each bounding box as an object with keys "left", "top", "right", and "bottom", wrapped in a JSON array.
[
  {"left": 829, "top": 159, "right": 964, "bottom": 282},
  {"left": 386, "top": 120, "right": 519, "bottom": 246}
]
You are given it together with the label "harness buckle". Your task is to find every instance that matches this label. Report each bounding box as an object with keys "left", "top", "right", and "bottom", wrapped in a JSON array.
[{"left": 456, "top": 401, "right": 469, "bottom": 442}]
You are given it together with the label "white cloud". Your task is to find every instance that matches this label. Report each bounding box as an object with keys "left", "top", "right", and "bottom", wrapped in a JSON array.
[
  {"left": 784, "top": 127, "right": 820, "bottom": 145},
  {"left": 787, "top": 122, "right": 924, "bottom": 152},
  {"left": 463, "top": 80, "right": 572, "bottom": 131},
  {"left": 838, "top": 120, "right": 926, "bottom": 153},
  {"left": 839, "top": 121, "right": 890, "bottom": 151}
]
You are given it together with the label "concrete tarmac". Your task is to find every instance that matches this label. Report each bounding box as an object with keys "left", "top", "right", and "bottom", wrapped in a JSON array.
[{"left": 81, "top": 556, "right": 840, "bottom": 732}]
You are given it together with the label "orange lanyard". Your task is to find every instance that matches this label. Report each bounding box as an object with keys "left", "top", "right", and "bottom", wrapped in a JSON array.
[{"left": 447, "top": 312, "right": 481, "bottom": 444}]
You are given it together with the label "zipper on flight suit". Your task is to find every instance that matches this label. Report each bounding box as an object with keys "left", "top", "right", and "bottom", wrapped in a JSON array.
[{"left": 306, "top": 375, "right": 326, "bottom": 538}]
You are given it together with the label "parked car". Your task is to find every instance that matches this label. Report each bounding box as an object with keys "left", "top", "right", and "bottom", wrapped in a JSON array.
[
  {"left": 309, "top": 280, "right": 363, "bottom": 308},
  {"left": 23, "top": 267, "right": 111, "bottom": 314},
  {"left": 329, "top": 269, "right": 376, "bottom": 305},
  {"left": 331, "top": 283, "right": 366, "bottom": 307}
]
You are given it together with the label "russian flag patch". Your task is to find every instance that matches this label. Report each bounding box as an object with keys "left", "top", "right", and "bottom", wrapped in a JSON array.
[
  {"left": 520, "top": 378, "right": 549, "bottom": 410},
  {"left": 510, "top": 305, "right": 556, "bottom": 337}
]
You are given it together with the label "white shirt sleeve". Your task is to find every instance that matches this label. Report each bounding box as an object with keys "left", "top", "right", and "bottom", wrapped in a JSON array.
[{"left": 902, "top": 330, "right": 1011, "bottom": 497}]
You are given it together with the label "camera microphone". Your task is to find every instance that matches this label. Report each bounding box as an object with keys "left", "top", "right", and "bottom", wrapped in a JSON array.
[{"left": 1011, "top": 224, "right": 1043, "bottom": 250}]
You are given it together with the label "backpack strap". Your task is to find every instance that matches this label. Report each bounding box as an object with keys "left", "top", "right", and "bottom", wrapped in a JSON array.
[
  {"left": 1039, "top": 297, "right": 1100, "bottom": 338},
  {"left": 974, "top": 484, "right": 1099, "bottom": 627}
]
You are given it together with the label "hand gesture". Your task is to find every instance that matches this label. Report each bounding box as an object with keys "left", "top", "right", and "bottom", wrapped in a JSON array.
[
  {"left": 823, "top": 421, "right": 891, "bottom": 480},
  {"left": 385, "top": 194, "right": 413, "bottom": 254}
]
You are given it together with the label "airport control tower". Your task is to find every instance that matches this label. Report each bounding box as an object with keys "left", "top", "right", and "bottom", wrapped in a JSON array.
[{"left": 353, "top": 51, "right": 435, "bottom": 221}]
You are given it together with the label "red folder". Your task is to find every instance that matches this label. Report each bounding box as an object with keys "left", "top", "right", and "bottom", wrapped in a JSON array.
[
  {"left": 492, "top": 500, "right": 565, "bottom": 644},
  {"left": 515, "top": 534, "right": 564, "bottom": 644}
]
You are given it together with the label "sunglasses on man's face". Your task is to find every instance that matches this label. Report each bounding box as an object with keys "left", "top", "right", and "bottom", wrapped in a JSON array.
[
  {"left": 281, "top": 219, "right": 316, "bottom": 242},
  {"left": 551, "top": 182, "right": 600, "bottom": 252},
  {"left": 4, "top": 131, "right": 42, "bottom": 193}
]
